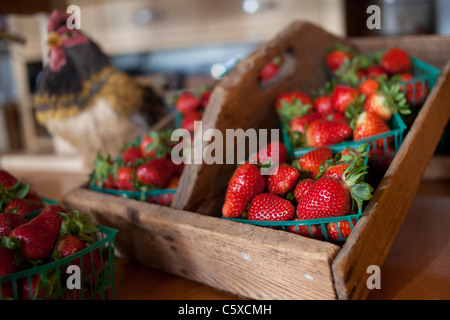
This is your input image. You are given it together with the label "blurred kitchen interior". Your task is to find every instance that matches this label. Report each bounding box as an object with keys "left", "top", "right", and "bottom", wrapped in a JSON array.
[{"left": 0, "top": 0, "right": 448, "bottom": 174}]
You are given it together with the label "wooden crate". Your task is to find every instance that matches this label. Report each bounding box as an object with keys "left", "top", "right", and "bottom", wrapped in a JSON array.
[{"left": 62, "top": 22, "right": 450, "bottom": 300}]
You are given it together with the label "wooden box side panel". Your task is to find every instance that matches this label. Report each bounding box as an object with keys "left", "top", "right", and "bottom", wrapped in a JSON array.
[
  {"left": 332, "top": 57, "right": 450, "bottom": 300},
  {"left": 172, "top": 21, "right": 353, "bottom": 215},
  {"left": 63, "top": 188, "right": 341, "bottom": 300}
]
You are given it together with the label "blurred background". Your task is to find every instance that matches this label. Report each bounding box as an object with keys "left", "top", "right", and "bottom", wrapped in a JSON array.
[{"left": 0, "top": 0, "right": 448, "bottom": 172}]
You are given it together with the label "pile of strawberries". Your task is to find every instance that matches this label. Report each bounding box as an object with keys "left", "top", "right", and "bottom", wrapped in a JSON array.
[
  {"left": 1, "top": 171, "right": 105, "bottom": 300},
  {"left": 89, "top": 128, "right": 184, "bottom": 206},
  {"left": 222, "top": 141, "right": 372, "bottom": 241},
  {"left": 174, "top": 85, "right": 212, "bottom": 133},
  {"left": 0, "top": 170, "right": 45, "bottom": 216},
  {"left": 277, "top": 46, "right": 426, "bottom": 169}
]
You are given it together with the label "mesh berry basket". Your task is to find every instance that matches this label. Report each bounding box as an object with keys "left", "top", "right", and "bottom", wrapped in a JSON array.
[
  {"left": 222, "top": 144, "right": 370, "bottom": 244},
  {"left": 0, "top": 214, "right": 118, "bottom": 300},
  {"left": 282, "top": 113, "right": 407, "bottom": 167},
  {"left": 89, "top": 185, "right": 177, "bottom": 207}
]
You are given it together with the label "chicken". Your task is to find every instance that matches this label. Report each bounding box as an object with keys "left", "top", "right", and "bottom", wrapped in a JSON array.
[{"left": 33, "top": 10, "right": 168, "bottom": 167}]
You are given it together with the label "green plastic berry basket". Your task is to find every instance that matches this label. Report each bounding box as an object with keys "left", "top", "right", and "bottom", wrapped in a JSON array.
[
  {"left": 0, "top": 211, "right": 118, "bottom": 300},
  {"left": 223, "top": 211, "right": 363, "bottom": 244},
  {"left": 282, "top": 112, "right": 407, "bottom": 167},
  {"left": 89, "top": 184, "right": 177, "bottom": 207}
]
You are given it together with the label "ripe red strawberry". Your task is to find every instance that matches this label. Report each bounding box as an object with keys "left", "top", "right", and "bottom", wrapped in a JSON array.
[
  {"left": 249, "top": 141, "right": 287, "bottom": 167},
  {"left": 324, "top": 163, "right": 351, "bottom": 180},
  {"left": 289, "top": 113, "right": 322, "bottom": 135},
  {"left": 136, "top": 157, "right": 175, "bottom": 188},
  {"left": 331, "top": 84, "right": 359, "bottom": 113},
  {"left": 266, "top": 163, "right": 299, "bottom": 197},
  {"left": 181, "top": 111, "right": 203, "bottom": 133},
  {"left": 0, "top": 246, "right": 17, "bottom": 276},
  {"left": 358, "top": 78, "right": 380, "bottom": 96},
  {"left": 287, "top": 221, "right": 324, "bottom": 239},
  {"left": 4, "top": 198, "right": 40, "bottom": 216},
  {"left": 305, "top": 119, "right": 352, "bottom": 148},
  {"left": 353, "top": 111, "right": 391, "bottom": 148},
  {"left": 297, "top": 164, "right": 372, "bottom": 220},
  {"left": 275, "top": 91, "right": 313, "bottom": 122},
  {"left": 326, "top": 45, "right": 353, "bottom": 72},
  {"left": 175, "top": 92, "right": 200, "bottom": 114},
  {"left": 115, "top": 167, "right": 136, "bottom": 191},
  {"left": 322, "top": 111, "right": 347, "bottom": 123},
  {"left": 89, "top": 153, "right": 116, "bottom": 189},
  {"left": 200, "top": 90, "right": 212, "bottom": 109},
  {"left": 9, "top": 205, "right": 65, "bottom": 260},
  {"left": 140, "top": 130, "right": 170, "bottom": 159},
  {"left": 25, "top": 189, "right": 44, "bottom": 204},
  {"left": 326, "top": 219, "right": 357, "bottom": 240},
  {"left": 399, "top": 73, "right": 429, "bottom": 106},
  {"left": 260, "top": 55, "right": 283, "bottom": 83},
  {"left": 247, "top": 193, "right": 295, "bottom": 221},
  {"left": 313, "top": 95, "right": 334, "bottom": 115},
  {"left": 381, "top": 48, "right": 412, "bottom": 74},
  {"left": 222, "top": 164, "right": 266, "bottom": 218},
  {"left": 363, "top": 92, "right": 393, "bottom": 121},
  {"left": 363, "top": 83, "right": 410, "bottom": 121},
  {"left": 293, "top": 178, "right": 315, "bottom": 203},
  {"left": 0, "top": 211, "right": 27, "bottom": 236},
  {"left": 0, "top": 170, "right": 18, "bottom": 189},
  {"left": 121, "top": 146, "right": 143, "bottom": 166},
  {"left": 298, "top": 147, "right": 333, "bottom": 178},
  {"left": 364, "top": 65, "right": 388, "bottom": 79}
]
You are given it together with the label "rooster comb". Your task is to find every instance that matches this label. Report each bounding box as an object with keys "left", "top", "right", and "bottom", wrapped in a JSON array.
[{"left": 47, "top": 10, "right": 70, "bottom": 32}]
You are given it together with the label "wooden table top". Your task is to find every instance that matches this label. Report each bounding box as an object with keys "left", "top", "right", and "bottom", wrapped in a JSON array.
[{"left": 7, "top": 169, "right": 450, "bottom": 300}]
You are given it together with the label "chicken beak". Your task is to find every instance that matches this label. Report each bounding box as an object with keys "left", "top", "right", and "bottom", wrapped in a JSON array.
[{"left": 47, "top": 32, "right": 62, "bottom": 49}]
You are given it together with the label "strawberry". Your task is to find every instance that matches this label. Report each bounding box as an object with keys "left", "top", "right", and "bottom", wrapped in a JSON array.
[
  {"left": 115, "top": 167, "right": 136, "bottom": 191},
  {"left": 19, "top": 273, "right": 56, "bottom": 300},
  {"left": 249, "top": 141, "right": 287, "bottom": 167},
  {"left": 313, "top": 95, "right": 334, "bottom": 115},
  {"left": 353, "top": 111, "right": 391, "bottom": 149},
  {"left": 121, "top": 146, "right": 143, "bottom": 166},
  {"left": 323, "top": 163, "right": 351, "bottom": 180},
  {"left": 88, "top": 152, "right": 116, "bottom": 189},
  {"left": 4, "top": 198, "right": 43, "bottom": 216},
  {"left": 0, "top": 170, "right": 18, "bottom": 189},
  {"left": 266, "top": 163, "right": 299, "bottom": 197},
  {"left": 305, "top": 119, "right": 352, "bottom": 148},
  {"left": 287, "top": 221, "right": 324, "bottom": 239},
  {"left": 0, "top": 246, "right": 17, "bottom": 276},
  {"left": 9, "top": 205, "right": 65, "bottom": 261},
  {"left": 222, "top": 163, "right": 266, "bottom": 218},
  {"left": 326, "top": 219, "right": 357, "bottom": 240},
  {"left": 25, "top": 189, "right": 44, "bottom": 204},
  {"left": 275, "top": 91, "right": 313, "bottom": 123},
  {"left": 200, "top": 90, "right": 212, "bottom": 109},
  {"left": 358, "top": 78, "right": 380, "bottom": 96},
  {"left": 0, "top": 212, "right": 27, "bottom": 235},
  {"left": 298, "top": 146, "right": 333, "bottom": 178},
  {"left": 297, "top": 162, "right": 373, "bottom": 220},
  {"left": 136, "top": 157, "right": 175, "bottom": 188},
  {"left": 181, "top": 111, "right": 203, "bottom": 133},
  {"left": 381, "top": 48, "right": 412, "bottom": 75},
  {"left": 293, "top": 178, "right": 315, "bottom": 203},
  {"left": 140, "top": 130, "right": 171, "bottom": 159},
  {"left": 326, "top": 44, "right": 353, "bottom": 73},
  {"left": 331, "top": 84, "right": 359, "bottom": 113},
  {"left": 247, "top": 193, "right": 295, "bottom": 221},
  {"left": 364, "top": 66, "right": 388, "bottom": 79},
  {"left": 260, "top": 55, "right": 283, "bottom": 83},
  {"left": 322, "top": 111, "right": 347, "bottom": 123},
  {"left": 399, "top": 73, "right": 429, "bottom": 106},
  {"left": 175, "top": 92, "right": 200, "bottom": 114},
  {"left": 363, "top": 83, "right": 410, "bottom": 121},
  {"left": 289, "top": 113, "right": 322, "bottom": 135}
]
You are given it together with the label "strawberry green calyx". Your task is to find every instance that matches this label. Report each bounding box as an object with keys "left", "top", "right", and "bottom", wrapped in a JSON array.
[
  {"left": 378, "top": 83, "right": 411, "bottom": 115},
  {"left": 341, "top": 160, "right": 373, "bottom": 212},
  {"left": 88, "top": 152, "right": 117, "bottom": 188},
  {"left": 278, "top": 99, "right": 312, "bottom": 124},
  {"left": 0, "top": 180, "right": 31, "bottom": 211},
  {"left": 59, "top": 211, "right": 99, "bottom": 243},
  {"left": 345, "top": 94, "right": 366, "bottom": 130}
]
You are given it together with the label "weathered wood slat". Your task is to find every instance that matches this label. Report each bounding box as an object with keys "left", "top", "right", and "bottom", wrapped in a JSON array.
[{"left": 63, "top": 187, "right": 341, "bottom": 300}]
